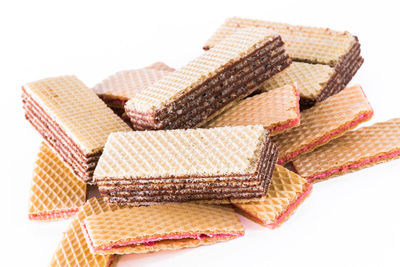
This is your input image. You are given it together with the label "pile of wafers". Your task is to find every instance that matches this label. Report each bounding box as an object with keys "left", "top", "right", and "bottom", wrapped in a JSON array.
[{"left": 23, "top": 17, "right": 400, "bottom": 266}]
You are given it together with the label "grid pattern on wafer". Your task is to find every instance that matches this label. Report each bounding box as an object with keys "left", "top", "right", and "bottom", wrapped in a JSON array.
[
  {"left": 50, "top": 198, "right": 121, "bottom": 267},
  {"left": 23, "top": 76, "right": 131, "bottom": 155},
  {"left": 233, "top": 165, "right": 310, "bottom": 225},
  {"left": 94, "top": 126, "right": 267, "bottom": 180},
  {"left": 92, "top": 63, "right": 174, "bottom": 100},
  {"left": 204, "top": 17, "right": 356, "bottom": 66},
  {"left": 292, "top": 119, "right": 400, "bottom": 179},
  {"left": 272, "top": 85, "right": 373, "bottom": 164},
  {"left": 125, "top": 27, "right": 278, "bottom": 112},
  {"left": 83, "top": 203, "right": 244, "bottom": 249},
  {"left": 29, "top": 142, "right": 86, "bottom": 220},
  {"left": 259, "top": 62, "right": 334, "bottom": 100},
  {"left": 205, "top": 84, "right": 299, "bottom": 134}
]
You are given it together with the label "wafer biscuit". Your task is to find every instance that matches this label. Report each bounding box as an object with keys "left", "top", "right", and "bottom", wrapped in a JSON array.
[
  {"left": 82, "top": 203, "right": 244, "bottom": 255},
  {"left": 204, "top": 17, "right": 358, "bottom": 66},
  {"left": 22, "top": 76, "right": 131, "bottom": 183},
  {"left": 125, "top": 27, "right": 291, "bottom": 130},
  {"left": 259, "top": 62, "right": 334, "bottom": 107},
  {"left": 272, "top": 85, "right": 373, "bottom": 165},
  {"left": 292, "top": 119, "right": 400, "bottom": 182},
  {"left": 233, "top": 165, "right": 312, "bottom": 228},
  {"left": 94, "top": 125, "right": 278, "bottom": 205},
  {"left": 49, "top": 198, "right": 121, "bottom": 267},
  {"left": 29, "top": 142, "right": 86, "bottom": 221},
  {"left": 204, "top": 17, "right": 363, "bottom": 108},
  {"left": 92, "top": 62, "right": 174, "bottom": 112},
  {"left": 205, "top": 84, "right": 300, "bottom": 135}
]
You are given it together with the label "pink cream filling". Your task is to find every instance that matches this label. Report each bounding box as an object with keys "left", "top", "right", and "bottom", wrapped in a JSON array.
[
  {"left": 82, "top": 222, "right": 243, "bottom": 251},
  {"left": 29, "top": 208, "right": 79, "bottom": 220},
  {"left": 233, "top": 183, "right": 312, "bottom": 229},
  {"left": 277, "top": 111, "right": 373, "bottom": 165},
  {"left": 270, "top": 85, "right": 301, "bottom": 134},
  {"left": 306, "top": 149, "right": 400, "bottom": 182}
]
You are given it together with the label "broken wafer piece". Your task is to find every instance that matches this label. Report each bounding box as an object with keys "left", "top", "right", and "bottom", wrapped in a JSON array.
[
  {"left": 81, "top": 203, "right": 244, "bottom": 255},
  {"left": 29, "top": 142, "right": 86, "bottom": 221},
  {"left": 94, "top": 125, "right": 278, "bottom": 205},
  {"left": 92, "top": 62, "right": 174, "bottom": 114},
  {"left": 22, "top": 76, "right": 131, "bottom": 183},
  {"left": 272, "top": 85, "right": 373, "bottom": 165},
  {"left": 259, "top": 62, "right": 334, "bottom": 109},
  {"left": 125, "top": 27, "right": 291, "bottom": 130},
  {"left": 205, "top": 83, "right": 300, "bottom": 135},
  {"left": 204, "top": 17, "right": 363, "bottom": 107},
  {"left": 50, "top": 198, "right": 121, "bottom": 267},
  {"left": 233, "top": 165, "right": 312, "bottom": 228},
  {"left": 292, "top": 118, "right": 400, "bottom": 183}
]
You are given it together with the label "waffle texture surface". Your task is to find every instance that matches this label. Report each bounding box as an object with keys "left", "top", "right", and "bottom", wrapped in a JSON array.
[
  {"left": 23, "top": 76, "right": 131, "bottom": 155},
  {"left": 293, "top": 118, "right": 400, "bottom": 182},
  {"left": 259, "top": 62, "right": 334, "bottom": 100},
  {"left": 204, "top": 17, "right": 357, "bottom": 66},
  {"left": 205, "top": 84, "right": 300, "bottom": 135},
  {"left": 233, "top": 165, "right": 311, "bottom": 228},
  {"left": 272, "top": 85, "right": 373, "bottom": 164},
  {"left": 49, "top": 198, "right": 121, "bottom": 267},
  {"left": 92, "top": 62, "right": 174, "bottom": 101},
  {"left": 94, "top": 125, "right": 267, "bottom": 180},
  {"left": 29, "top": 142, "right": 86, "bottom": 220},
  {"left": 82, "top": 203, "right": 244, "bottom": 254}
]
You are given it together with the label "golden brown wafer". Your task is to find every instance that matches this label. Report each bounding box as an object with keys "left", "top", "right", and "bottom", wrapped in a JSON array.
[
  {"left": 82, "top": 203, "right": 244, "bottom": 255},
  {"left": 29, "top": 142, "right": 86, "bottom": 221},
  {"left": 205, "top": 84, "right": 300, "bottom": 135},
  {"left": 272, "top": 85, "right": 373, "bottom": 165},
  {"left": 292, "top": 119, "right": 400, "bottom": 182},
  {"left": 233, "top": 165, "right": 312, "bottom": 228}
]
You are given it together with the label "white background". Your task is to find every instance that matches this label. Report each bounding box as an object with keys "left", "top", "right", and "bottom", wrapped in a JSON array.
[{"left": 1, "top": 0, "right": 399, "bottom": 266}]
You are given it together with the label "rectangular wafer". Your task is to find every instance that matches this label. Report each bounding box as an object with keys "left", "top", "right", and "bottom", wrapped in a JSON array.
[
  {"left": 22, "top": 76, "right": 131, "bottom": 183},
  {"left": 272, "top": 85, "right": 373, "bottom": 165},
  {"left": 92, "top": 62, "right": 174, "bottom": 114},
  {"left": 125, "top": 27, "right": 291, "bottom": 130},
  {"left": 204, "top": 83, "right": 300, "bottom": 135},
  {"left": 29, "top": 142, "right": 86, "bottom": 221},
  {"left": 204, "top": 17, "right": 363, "bottom": 108},
  {"left": 94, "top": 125, "right": 278, "bottom": 205},
  {"left": 233, "top": 165, "right": 312, "bottom": 228},
  {"left": 81, "top": 203, "right": 244, "bottom": 255},
  {"left": 49, "top": 197, "right": 121, "bottom": 267},
  {"left": 292, "top": 119, "right": 400, "bottom": 183}
]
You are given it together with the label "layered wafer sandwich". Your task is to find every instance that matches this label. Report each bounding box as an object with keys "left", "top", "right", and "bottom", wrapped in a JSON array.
[
  {"left": 22, "top": 76, "right": 131, "bottom": 183},
  {"left": 92, "top": 62, "right": 174, "bottom": 115},
  {"left": 204, "top": 17, "right": 363, "bottom": 108},
  {"left": 293, "top": 118, "right": 400, "bottom": 182},
  {"left": 94, "top": 125, "right": 278, "bottom": 205},
  {"left": 81, "top": 203, "right": 245, "bottom": 255},
  {"left": 124, "top": 27, "right": 291, "bottom": 130},
  {"left": 272, "top": 85, "right": 373, "bottom": 165}
]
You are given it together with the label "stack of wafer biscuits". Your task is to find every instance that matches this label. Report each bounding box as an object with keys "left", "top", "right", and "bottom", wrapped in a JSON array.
[
  {"left": 94, "top": 126, "right": 278, "bottom": 205},
  {"left": 125, "top": 27, "right": 291, "bottom": 130},
  {"left": 204, "top": 17, "right": 363, "bottom": 108},
  {"left": 20, "top": 17, "right": 400, "bottom": 267}
]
